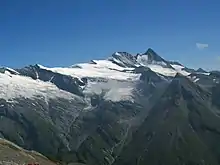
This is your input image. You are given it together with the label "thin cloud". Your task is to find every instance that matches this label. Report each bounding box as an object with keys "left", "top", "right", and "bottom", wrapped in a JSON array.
[{"left": 196, "top": 43, "right": 209, "bottom": 50}]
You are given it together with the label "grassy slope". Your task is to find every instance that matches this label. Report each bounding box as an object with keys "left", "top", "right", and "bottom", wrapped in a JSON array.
[{"left": 0, "top": 138, "right": 58, "bottom": 165}]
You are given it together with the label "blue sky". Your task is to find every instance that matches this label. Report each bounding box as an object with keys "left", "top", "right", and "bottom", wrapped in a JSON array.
[{"left": 1, "top": 0, "right": 220, "bottom": 70}]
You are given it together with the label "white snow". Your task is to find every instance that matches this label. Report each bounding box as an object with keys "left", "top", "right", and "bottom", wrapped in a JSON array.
[
  {"left": 4, "top": 71, "right": 12, "bottom": 76},
  {"left": 190, "top": 75, "right": 200, "bottom": 82},
  {"left": 135, "top": 55, "right": 177, "bottom": 77},
  {"left": 135, "top": 55, "right": 191, "bottom": 77},
  {"left": 38, "top": 60, "right": 140, "bottom": 81},
  {"left": 136, "top": 55, "right": 167, "bottom": 67},
  {"left": 35, "top": 70, "right": 39, "bottom": 79},
  {"left": 191, "top": 76, "right": 197, "bottom": 79},
  {"left": 213, "top": 79, "right": 219, "bottom": 83},
  {"left": 0, "top": 72, "right": 80, "bottom": 101},
  {"left": 115, "top": 52, "right": 121, "bottom": 56},
  {"left": 171, "top": 64, "right": 191, "bottom": 76},
  {"left": 171, "top": 64, "right": 184, "bottom": 70},
  {"left": 5, "top": 67, "right": 20, "bottom": 74},
  {"left": 1, "top": 54, "right": 207, "bottom": 103},
  {"left": 196, "top": 72, "right": 210, "bottom": 76},
  {"left": 90, "top": 60, "right": 126, "bottom": 71},
  {"left": 136, "top": 54, "right": 149, "bottom": 64},
  {"left": 83, "top": 80, "right": 136, "bottom": 102},
  {"left": 37, "top": 64, "right": 47, "bottom": 70},
  {"left": 194, "top": 78, "right": 200, "bottom": 82},
  {"left": 146, "top": 64, "right": 177, "bottom": 77},
  {"left": 0, "top": 63, "right": 138, "bottom": 102},
  {"left": 6, "top": 68, "right": 18, "bottom": 74},
  {"left": 112, "top": 52, "right": 137, "bottom": 67},
  {"left": 112, "top": 57, "right": 126, "bottom": 66},
  {"left": 104, "top": 87, "right": 134, "bottom": 102}
]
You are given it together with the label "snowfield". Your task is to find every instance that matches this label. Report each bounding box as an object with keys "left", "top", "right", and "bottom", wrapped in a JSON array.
[
  {"left": 38, "top": 59, "right": 140, "bottom": 81},
  {"left": 0, "top": 67, "right": 138, "bottom": 102},
  {"left": 0, "top": 50, "right": 212, "bottom": 102},
  {"left": 83, "top": 80, "right": 136, "bottom": 102},
  {"left": 0, "top": 71, "right": 79, "bottom": 101},
  {"left": 170, "top": 64, "right": 191, "bottom": 76}
]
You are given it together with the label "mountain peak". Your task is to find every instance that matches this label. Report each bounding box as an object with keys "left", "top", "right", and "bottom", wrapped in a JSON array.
[
  {"left": 197, "top": 68, "right": 207, "bottom": 73},
  {"left": 142, "top": 48, "right": 165, "bottom": 62},
  {"left": 144, "top": 48, "right": 156, "bottom": 54}
]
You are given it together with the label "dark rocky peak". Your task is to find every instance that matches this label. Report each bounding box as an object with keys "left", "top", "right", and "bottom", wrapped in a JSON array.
[
  {"left": 173, "top": 73, "right": 199, "bottom": 88},
  {"left": 197, "top": 68, "right": 207, "bottom": 73},
  {"left": 112, "top": 52, "right": 136, "bottom": 62},
  {"left": 162, "top": 74, "right": 182, "bottom": 100},
  {"left": 135, "top": 48, "right": 174, "bottom": 69},
  {"left": 110, "top": 51, "right": 137, "bottom": 67},
  {"left": 210, "top": 70, "right": 220, "bottom": 78},
  {"left": 89, "top": 60, "right": 97, "bottom": 64},
  {"left": 212, "top": 83, "right": 220, "bottom": 108},
  {"left": 168, "top": 73, "right": 210, "bottom": 101},
  {"left": 112, "top": 52, "right": 134, "bottom": 59},
  {"left": 16, "top": 64, "right": 43, "bottom": 80},
  {"left": 134, "top": 66, "right": 163, "bottom": 83},
  {"left": 142, "top": 48, "right": 167, "bottom": 63},
  {"left": 0, "top": 68, "right": 5, "bottom": 74}
]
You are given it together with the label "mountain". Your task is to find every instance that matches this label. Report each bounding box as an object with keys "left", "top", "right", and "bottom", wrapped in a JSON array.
[
  {"left": 113, "top": 74, "right": 220, "bottom": 165},
  {"left": 0, "top": 48, "right": 220, "bottom": 165}
]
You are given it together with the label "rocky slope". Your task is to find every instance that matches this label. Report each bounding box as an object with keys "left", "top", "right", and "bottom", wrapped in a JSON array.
[
  {"left": 0, "top": 138, "right": 57, "bottom": 165},
  {"left": 0, "top": 48, "right": 220, "bottom": 165}
]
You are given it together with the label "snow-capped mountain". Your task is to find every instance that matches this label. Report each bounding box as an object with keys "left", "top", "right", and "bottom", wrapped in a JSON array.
[
  {"left": 1, "top": 48, "right": 218, "bottom": 105},
  {"left": 1, "top": 48, "right": 220, "bottom": 165},
  {"left": 37, "top": 48, "right": 211, "bottom": 80},
  {"left": 0, "top": 48, "right": 211, "bottom": 103}
]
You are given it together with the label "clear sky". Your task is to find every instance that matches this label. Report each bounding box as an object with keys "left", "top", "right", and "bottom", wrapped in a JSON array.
[{"left": 1, "top": 0, "right": 220, "bottom": 70}]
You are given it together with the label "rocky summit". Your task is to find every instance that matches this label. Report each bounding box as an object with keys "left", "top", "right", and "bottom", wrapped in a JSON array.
[{"left": 1, "top": 49, "right": 220, "bottom": 165}]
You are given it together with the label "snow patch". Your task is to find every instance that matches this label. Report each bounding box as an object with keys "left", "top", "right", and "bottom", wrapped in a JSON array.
[
  {"left": 115, "top": 52, "right": 121, "bottom": 56},
  {"left": 6, "top": 67, "right": 20, "bottom": 74},
  {"left": 83, "top": 80, "right": 136, "bottom": 102},
  {"left": 171, "top": 64, "right": 191, "bottom": 76},
  {"left": 136, "top": 55, "right": 167, "bottom": 66},
  {"left": 136, "top": 55, "right": 176, "bottom": 76},
  {"left": 0, "top": 72, "right": 80, "bottom": 101},
  {"left": 0, "top": 69, "right": 136, "bottom": 102},
  {"left": 190, "top": 75, "right": 200, "bottom": 82},
  {"left": 35, "top": 70, "right": 39, "bottom": 79},
  {"left": 112, "top": 57, "right": 126, "bottom": 66},
  {"left": 147, "top": 64, "right": 177, "bottom": 77},
  {"left": 171, "top": 64, "right": 184, "bottom": 70},
  {"left": 91, "top": 60, "right": 126, "bottom": 71},
  {"left": 196, "top": 72, "right": 210, "bottom": 76},
  {"left": 136, "top": 54, "right": 148, "bottom": 64},
  {"left": 194, "top": 78, "right": 200, "bottom": 82},
  {"left": 38, "top": 61, "right": 140, "bottom": 81}
]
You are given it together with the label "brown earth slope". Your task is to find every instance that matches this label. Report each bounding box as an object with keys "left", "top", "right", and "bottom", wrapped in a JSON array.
[{"left": 0, "top": 138, "right": 57, "bottom": 165}]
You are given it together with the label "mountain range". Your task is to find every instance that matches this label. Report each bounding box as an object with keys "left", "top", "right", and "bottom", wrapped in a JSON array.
[{"left": 1, "top": 48, "right": 220, "bottom": 165}]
